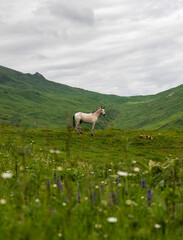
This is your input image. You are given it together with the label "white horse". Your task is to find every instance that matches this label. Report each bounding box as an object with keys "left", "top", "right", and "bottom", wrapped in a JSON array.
[{"left": 73, "top": 107, "right": 105, "bottom": 136}]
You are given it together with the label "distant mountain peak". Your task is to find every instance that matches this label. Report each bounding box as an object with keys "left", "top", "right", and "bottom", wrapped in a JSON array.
[{"left": 34, "top": 72, "right": 45, "bottom": 79}]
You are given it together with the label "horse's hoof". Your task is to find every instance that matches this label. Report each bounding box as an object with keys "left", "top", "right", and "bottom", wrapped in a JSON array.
[{"left": 80, "top": 132, "right": 83, "bottom": 134}]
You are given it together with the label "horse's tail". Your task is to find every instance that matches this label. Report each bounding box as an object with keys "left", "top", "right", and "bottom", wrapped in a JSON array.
[{"left": 73, "top": 114, "right": 76, "bottom": 132}]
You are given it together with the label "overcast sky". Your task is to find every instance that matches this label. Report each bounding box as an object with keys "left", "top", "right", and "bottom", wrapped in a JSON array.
[{"left": 1, "top": 0, "right": 183, "bottom": 96}]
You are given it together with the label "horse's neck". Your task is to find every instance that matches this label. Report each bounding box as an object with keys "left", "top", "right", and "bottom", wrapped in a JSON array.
[{"left": 92, "top": 110, "right": 101, "bottom": 118}]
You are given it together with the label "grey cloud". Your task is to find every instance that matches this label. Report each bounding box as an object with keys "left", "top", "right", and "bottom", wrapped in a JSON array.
[
  {"left": 1, "top": 0, "right": 183, "bottom": 96},
  {"left": 43, "top": 0, "right": 95, "bottom": 26}
]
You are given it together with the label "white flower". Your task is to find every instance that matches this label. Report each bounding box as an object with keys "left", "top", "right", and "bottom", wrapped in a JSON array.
[
  {"left": 50, "top": 149, "right": 60, "bottom": 154},
  {"left": 0, "top": 199, "right": 6, "bottom": 204},
  {"left": 154, "top": 224, "right": 161, "bottom": 229},
  {"left": 20, "top": 166, "right": 24, "bottom": 171},
  {"left": 133, "top": 167, "right": 140, "bottom": 172},
  {"left": 95, "top": 224, "right": 102, "bottom": 229},
  {"left": 35, "top": 199, "right": 40, "bottom": 203},
  {"left": 117, "top": 171, "right": 128, "bottom": 177},
  {"left": 58, "top": 233, "right": 62, "bottom": 237},
  {"left": 125, "top": 199, "right": 137, "bottom": 206},
  {"left": 107, "top": 217, "right": 117, "bottom": 223},
  {"left": 125, "top": 199, "right": 132, "bottom": 205},
  {"left": 56, "top": 166, "right": 63, "bottom": 171},
  {"left": 1, "top": 172, "right": 13, "bottom": 179}
]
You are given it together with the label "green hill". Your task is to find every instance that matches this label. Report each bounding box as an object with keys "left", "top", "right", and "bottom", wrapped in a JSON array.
[{"left": 0, "top": 65, "right": 183, "bottom": 129}]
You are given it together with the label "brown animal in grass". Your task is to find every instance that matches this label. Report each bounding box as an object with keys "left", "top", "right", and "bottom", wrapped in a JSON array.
[{"left": 139, "top": 135, "right": 153, "bottom": 140}]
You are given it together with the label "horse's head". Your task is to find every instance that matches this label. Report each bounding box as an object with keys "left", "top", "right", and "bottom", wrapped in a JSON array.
[{"left": 100, "top": 106, "right": 105, "bottom": 116}]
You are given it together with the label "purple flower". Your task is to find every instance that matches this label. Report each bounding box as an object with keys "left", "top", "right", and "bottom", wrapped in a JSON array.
[
  {"left": 146, "top": 189, "right": 153, "bottom": 206},
  {"left": 55, "top": 178, "right": 63, "bottom": 190},
  {"left": 91, "top": 192, "right": 96, "bottom": 203},
  {"left": 77, "top": 193, "right": 81, "bottom": 203},
  {"left": 54, "top": 172, "right": 57, "bottom": 178},
  {"left": 141, "top": 179, "right": 146, "bottom": 188},
  {"left": 109, "top": 193, "right": 119, "bottom": 205},
  {"left": 117, "top": 178, "right": 121, "bottom": 184},
  {"left": 47, "top": 180, "right": 50, "bottom": 187}
]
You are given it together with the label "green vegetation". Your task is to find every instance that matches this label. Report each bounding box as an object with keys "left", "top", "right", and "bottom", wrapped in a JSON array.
[
  {"left": 0, "top": 65, "right": 183, "bottom": 129},
  {"left": 0, "top": 124, "right": 183, "bottom": 239}
]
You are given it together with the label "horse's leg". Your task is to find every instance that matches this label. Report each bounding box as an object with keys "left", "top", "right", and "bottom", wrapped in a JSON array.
[
  {"left": 79, "top": 120, "right": 83, "bottom": 134},
  {"left": 76, "top": 122, "right": 80, "bottom": 135},
  {"left": 91, "top": 122, "right": 95, "bottom": 136}
]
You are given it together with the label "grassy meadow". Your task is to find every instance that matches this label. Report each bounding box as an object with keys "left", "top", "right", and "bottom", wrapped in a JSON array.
[
  {"left": 0, "top": 123, "right": 183, "bottom": 239},
  {"left": 1, "top": 65, "right": 183, "bottom": 130}
]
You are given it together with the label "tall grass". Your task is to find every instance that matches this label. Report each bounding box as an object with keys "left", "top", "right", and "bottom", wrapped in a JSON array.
[{"left": 0, "top": 124, "right": 183, "bottom": 239}]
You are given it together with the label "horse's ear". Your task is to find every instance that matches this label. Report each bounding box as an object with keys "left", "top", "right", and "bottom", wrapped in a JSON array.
[{"left": 103, "top": 106, "right": 105, "bottom": 109}]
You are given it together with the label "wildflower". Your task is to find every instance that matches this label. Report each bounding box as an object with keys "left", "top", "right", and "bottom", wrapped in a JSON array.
[
  {"left": 107, "top": 217, "right": 117, "bottom": 223},
  {"left": 109, "top": 193, "right": 119, "bottom": 205},
  {"left": 117, "top": 171, "right": 128, "bottom": 177},
  {"left": 133, "top": 167, "right": 140, "bottom": 172},
  {"left": 50, "top": 149, "right": 60, "bottom": 154},
  {"left": 146, "top": 189, "right": 153, "bottom": 206},
  {"left": 58, "top": 233, "right": 62, "bottom": 237},
  {"left": 95, "top": 224, "right": 102, "bottom": 229},
  {"left": 91, "top": 192, "right": 96, "bottom": 203},
  {"left": 35, "top": 199, "right": 40, "bottom": 203},
  {"left": 55, "top": 178, "right": 63, "bottom": 190},
  {"left": 47, "top": 180, "right": 50, "bottom": 188},
  {"left": 53, "top": 184, "right": 57, "bottom": 188},
  {"left": 77, "top": 193, "right": 81, "bottom": 203},
  {"left": 54, "top": 172, "right": 57, "bottom": 178},
  {"left": 1, "top": 172, "right": 13, "bottom": 179},
  {"left": 125, "top": 199, "right": 132, "bottom": 205},
  {"left": 110, "top": 174, "right": 119, "bottom": 179},
  {"left": 141, "top": 179, "right": 146, "bottom": 188},
  {"left": 100, "top": 184, "right": 104, "bottom": 190},
  {"left": 20, "top": 166, "right": 24, "bottom": 171},
  {"left": 57, "top": 166, "right": 63, "bottom": 171},
  {"left": 125, "top": 199, "right": 137, "bottom": 206},
  {"left": 101, "top": 200, "right": 107, "bottom": 206},
  {"left": 0, "top": 199, "right": 6, "bottom": 205},
  {"left": 117, "top": 178, "right": 121, "bottom": 184},
  {"left": 154, "top": 224, "right": 161, "bottom": 229}
]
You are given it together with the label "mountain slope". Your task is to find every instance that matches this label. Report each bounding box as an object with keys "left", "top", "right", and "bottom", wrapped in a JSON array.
[{"left": 0, "top": 65, "right": 183, "bottom": 129}]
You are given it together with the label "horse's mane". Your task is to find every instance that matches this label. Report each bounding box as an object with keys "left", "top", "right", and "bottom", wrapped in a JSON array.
[{"left": 92, "top": 108, "right": 100, "bottom": 113}]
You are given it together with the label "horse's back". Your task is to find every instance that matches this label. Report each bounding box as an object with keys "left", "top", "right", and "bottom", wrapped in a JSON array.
[{"left": 75, "top": 112, "right": 82, "bottom": 120}]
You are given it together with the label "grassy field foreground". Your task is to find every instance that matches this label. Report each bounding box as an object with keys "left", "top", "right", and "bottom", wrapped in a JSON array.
[{"left": 0, "top": 124, "right": 183, "bottom": 239}]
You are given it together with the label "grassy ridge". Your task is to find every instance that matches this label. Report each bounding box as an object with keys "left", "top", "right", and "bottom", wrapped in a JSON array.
[
  {"left": 0, "top": 65, "right": 183, "bottom": 129},
  {"left": 0, "top": 124, "right": 183, "bottom": 239}
]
